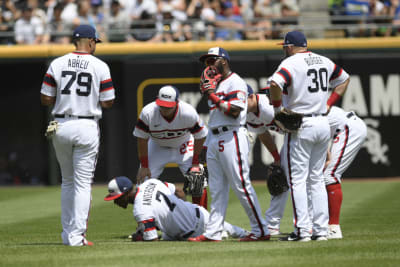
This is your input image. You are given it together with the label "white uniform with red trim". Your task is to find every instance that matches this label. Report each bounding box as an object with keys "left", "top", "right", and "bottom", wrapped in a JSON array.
[
  {"left": 41, "top": 51, "right": 115, "bottom": 246},
  {"left": 271, "top": 51, "right": 349, "bottom": 238},
  {"left": 134, "top": 179, "right": 247, "bottom": 240},
  {"left": 204, "top": 73, "right": 269, "bottom": 240},
  {"left": 324, "top": 106, "right": 367, "bottom": 185},
  {"left": 246, "top": 94, "right": 288, "bottom": 233},
  {"left": 133, "top": 101, "right": 208, "bottom": 178}
]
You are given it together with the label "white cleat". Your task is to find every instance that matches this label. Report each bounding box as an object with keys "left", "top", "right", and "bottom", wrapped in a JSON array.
[
  {"left": 328, "top": 224, "right": 343, "bottom": 239},
  {"left": 268, "top": 228, "right": 281, "bottom": 236},
  {"left": 311, "top": 235, "right": 328, "bottom": 241},
  {"left": 221, "top": 230, "right": 229, "bottom": 240}
]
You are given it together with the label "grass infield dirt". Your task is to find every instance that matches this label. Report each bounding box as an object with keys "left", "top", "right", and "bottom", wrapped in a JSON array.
[{"left": 0, "top": 179, "right": 399, "bottom": 267}]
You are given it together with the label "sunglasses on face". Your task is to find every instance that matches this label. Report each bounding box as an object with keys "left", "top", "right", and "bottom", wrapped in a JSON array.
[{"left": 205, "top": 56, "right": 221, "bottom": 66}]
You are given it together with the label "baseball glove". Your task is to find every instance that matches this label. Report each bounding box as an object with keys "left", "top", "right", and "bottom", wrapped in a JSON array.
[
  {"left": 266, "top": 164, "right": 289, "bottom": 196},
  {"left": 200, "top": 66, "right": 222, "bottom": 95},
  {"left": 183, "top": 165, "right": 207, "bottom": 197},
  {"left": 274, "top": 108, "right": 304, "bottom": 133}
]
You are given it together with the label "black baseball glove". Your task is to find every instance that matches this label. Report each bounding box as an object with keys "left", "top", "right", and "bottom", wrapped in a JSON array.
[
  {"left": 266, "top": 164, "right": 289, "bottom": 196},
  {"left": 183, "top": 165, "right": 207, "bottom": 197},
  {"left": 274, "top": 108, "right": 304, "bottom": 133}
]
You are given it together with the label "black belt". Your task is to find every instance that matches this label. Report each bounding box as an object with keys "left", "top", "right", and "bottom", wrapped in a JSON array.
[
  {"left": 195, "top": 207, "right": 200, "bottom": 218},
  {"left": 55, "top": 114, "right": 95, "bottom": 119},
  {"left": 212, "top": 126, "right": 229, "bottom": 135},
  {"left": 346, "top": 111, "right": 355, "bottom": 118},
  {"left": 303, "top": 113, "right": 326, "bottom": 117}
]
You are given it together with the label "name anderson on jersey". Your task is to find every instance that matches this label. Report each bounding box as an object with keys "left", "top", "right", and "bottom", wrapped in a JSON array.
[
  {"left": 68, "top": 58, "right": 89, "bottom": 69},
  {"left": 143, "top": 182, "right": 156, "bottom": 206}
]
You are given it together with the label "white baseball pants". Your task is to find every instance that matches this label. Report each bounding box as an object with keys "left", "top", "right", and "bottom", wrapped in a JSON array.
[
  {"left": 324, "top": 117, "right": 367, "bottom": 185},
  {"left": 52, "top": 118, "right": 99, "bottom": 246},
  {"left": 204, "top": 127, "right": 268, "bottom": 240},
  {"left": 282, "top": 116, "right": 330, "bottom": 237}
]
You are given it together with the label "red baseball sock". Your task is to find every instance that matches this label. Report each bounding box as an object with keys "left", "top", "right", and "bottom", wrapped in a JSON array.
[
  {"left": 326, "top": 183, "right": 343, "bottom": 225},
  {"left": 200, "top": 188, "right": 208, "bottom": 210},
  {"left": 192, "top": 189, "right": 208, "bottom": 209}
]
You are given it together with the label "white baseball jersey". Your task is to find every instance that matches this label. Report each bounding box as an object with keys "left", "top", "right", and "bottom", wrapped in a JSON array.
[
  {"left": 133, "top": 101, "right": 208, "bottom": 148},
  {"left": 246, "top": 94, "right": 275, "bottom": 134},
  {"left": 271, "top": 51, "right": 349, "bottom": 114},
  {"left": 134, "top": 179, "right": 204, "bottom": 240},
  {"left": 208, "top": 73, "right": 248, "bottom": 128},
  {"left": 41, "top": 52, "right": 115, "bottom": 118},
  {"left": 324, "top": 106, "right": 367, "bottom": 185}
]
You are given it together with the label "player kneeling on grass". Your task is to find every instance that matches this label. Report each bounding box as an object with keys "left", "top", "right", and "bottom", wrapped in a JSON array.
[{"left": 104, "top": 176, "right": 248, "bottom": 241}]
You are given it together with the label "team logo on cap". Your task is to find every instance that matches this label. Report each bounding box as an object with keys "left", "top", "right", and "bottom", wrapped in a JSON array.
[{"left": 161, "top": 94, "right": 172, "bottom": 99}]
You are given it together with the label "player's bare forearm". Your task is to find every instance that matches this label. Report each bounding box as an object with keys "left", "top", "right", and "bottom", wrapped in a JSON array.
[
  {"left": 100, "top": 99, "right": 114, "bottom": 108},
  {"left": 332, "top": 78, "right": 350, "bottom": 97},
  {"left": 269, "top": 81, "right": 283, "bottom": 113},
  {"left": 40, "top": 94, "right": 55, "bottom": 106},
  {"left": 137, "top": 137, "right": 151, "bottom": 183},
  {"left": 226, "top": 105, "right": 241, "bottom": 118},
  {"left": 193, "top": 137, "right": 206, "bottom": 165},
  {"left": 258, "top": 131, "right": 280, "bottom": 164},
  {"left": 174, "top": 187, "right": 187, "bottom": 201}
]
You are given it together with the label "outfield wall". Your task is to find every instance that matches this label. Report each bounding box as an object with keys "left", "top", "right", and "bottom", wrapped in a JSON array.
[{"left": 1, "top": 38, "right": 398, "bottom": 184}]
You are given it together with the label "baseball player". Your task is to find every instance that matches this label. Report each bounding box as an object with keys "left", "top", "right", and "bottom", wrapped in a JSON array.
[
  {"left": 269, "top": 31, "right": 350, "bottom": 241},
  {"left": 133, "top": 85, "right": 208, "bottom": 208},
  {"left": 104, "top": 176, "right": 249, "bottom": 241},
  {"left": 188, "top": 47, "right": 270, "bottom": 242},
  {"left": 246, "top": 85, "right": 288, "bottom": 236},
  {"left": 40, "top": 25, "right": 115, "bottom": 246},
  {"left": 324, "top": 106, "right": 367, "bottom": 239}
]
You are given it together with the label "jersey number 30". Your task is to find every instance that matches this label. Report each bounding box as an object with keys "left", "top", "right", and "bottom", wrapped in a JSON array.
[
  {"left": 61, "top": 71, "right": 92, "bottom": 96},
  {"left": 307, "top": 68, "right": 328, "bottom": 93}
]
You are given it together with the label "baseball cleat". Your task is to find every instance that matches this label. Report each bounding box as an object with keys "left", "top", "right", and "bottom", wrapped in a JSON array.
[
  {"left": 327, "top": 224, "right": 343, "bottom": 239},
  {"left": 279, "top": 232, "right": 311, "bottom": 242},
  {"left": 311, "top": 235, "right": 328, "bottom": 241},
  {"left": 239, "top": 233, "right": 271, "bottom": 241},
  {"left": 268, "top": 228, "right": 281, "bottom": 236},
  {"left": 83, "top": 239, "right": 94, "bottom": 246},
  {"left": 221, "top": 230, "right": 229, "bottom": 240},
  {"left": 188, "top": 235, "right": 220, "bottom": 242}
]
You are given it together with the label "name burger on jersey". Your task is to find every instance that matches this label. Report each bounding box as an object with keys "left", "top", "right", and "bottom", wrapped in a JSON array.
[{"left": 68, "top": 58, "right": 89, "bottom": 69}]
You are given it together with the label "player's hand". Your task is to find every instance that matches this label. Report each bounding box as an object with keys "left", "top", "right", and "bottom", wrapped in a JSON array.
[{"left": 136, "top": 167, "right": 151, "bottom": 184}]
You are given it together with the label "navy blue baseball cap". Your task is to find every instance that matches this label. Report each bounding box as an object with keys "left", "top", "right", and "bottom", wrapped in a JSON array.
[
  {"left": 278, "top": 31, "right": 307, "bottom": 47},
  {"left": 104, "top": 176, "right": 133, "bottom": 201},
  {"left": 73, "top": 25, "right": 101, "bottom": 43},
  {"left": 247, "top": 84, "right": 254, "bottom": 96},
  {"left": 199, "top": 47, "right": 230, "bottom": 62}
]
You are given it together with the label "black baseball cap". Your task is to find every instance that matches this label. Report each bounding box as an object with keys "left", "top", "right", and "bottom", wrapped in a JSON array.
[
  {"left": 73, "top": 25, "right": 101, "bottom": 43},
  {"left": 278, "top": 31, "right": 307, "bottom": 47}
]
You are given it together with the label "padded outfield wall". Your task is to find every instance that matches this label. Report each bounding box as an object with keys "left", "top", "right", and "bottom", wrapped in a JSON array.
[{"left": 0, "top": 38, "right": 399, "bottom": 185}]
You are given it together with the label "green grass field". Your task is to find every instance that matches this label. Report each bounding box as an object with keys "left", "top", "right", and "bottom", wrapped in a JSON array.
[{"left": 1, "top": 179, "right": 399, "bottom": 267}]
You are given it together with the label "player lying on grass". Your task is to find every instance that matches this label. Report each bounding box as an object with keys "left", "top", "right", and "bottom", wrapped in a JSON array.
[{"left": 104, "top": 176, "right": 249, "bottom": 241}]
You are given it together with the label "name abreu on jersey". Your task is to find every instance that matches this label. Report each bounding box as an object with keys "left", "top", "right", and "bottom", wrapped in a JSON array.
[{"left": 68, "top": 58, "right": 89, "bottom": 69}]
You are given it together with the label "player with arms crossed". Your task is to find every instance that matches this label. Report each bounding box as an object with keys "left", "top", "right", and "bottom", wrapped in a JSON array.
[
  {"left": 188, "top": 47, "right": 270, "bottom": 242},
  {"left": 133, "top": 85, "right": 208, "bottom": 208},
  {"left": 104, "top": 176, "right": 248, "bottom": 241},
  {"left": 324, "top": 106, "right": 367, "bottom": 239},
  {"left": 247, "top": 84, "right": 288, "bottom": 236},
  {"left": 40, "top": 25, "right": 115, "bottom": 246},
  {"left": 269, "top": 31, "right": 350, "bottom": 241}
]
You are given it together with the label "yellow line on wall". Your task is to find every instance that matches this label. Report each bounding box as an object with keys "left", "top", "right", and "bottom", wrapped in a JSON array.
[{"left": 2, "top": 37, "right": 400, "bottom": 58}]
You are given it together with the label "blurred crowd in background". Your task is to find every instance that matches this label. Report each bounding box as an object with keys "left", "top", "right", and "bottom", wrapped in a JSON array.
[
  {"left": 0, "top": 0, "right": 301, "bottom": 44},
  {"left": 0, "top": 0, "right": 399, "bottom": 45}
]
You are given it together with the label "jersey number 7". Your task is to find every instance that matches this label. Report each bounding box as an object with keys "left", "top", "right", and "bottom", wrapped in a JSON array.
[{"left": 156, "top": 191, "right": 176, "bottom": 211}]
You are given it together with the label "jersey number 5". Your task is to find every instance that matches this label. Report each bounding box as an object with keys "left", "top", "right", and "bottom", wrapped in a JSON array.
[
  {"left": 156, "top": 191, "right": 176, "bottom": 211},
  {"left": 61, "top": 71, "right": 92, "bottom": 96}
]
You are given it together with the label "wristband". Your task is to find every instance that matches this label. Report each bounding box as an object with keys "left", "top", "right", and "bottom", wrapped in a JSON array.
[
  {"left": 140, "top": 156, "right": 149, "bottom": 168},
  {"left": 271, "top": 149, "right": 280, "bottom": 162},
  {"left": 208, "top": 93, "right": 221, "bottom": 105},
  {"left": 192, "top": 154, "right": 200, "bottom": 165},
  {"left": 327, "top": 92, "right": 341, "bottom": 107},
  {"left": 271, "top": 99, "right": 282, "bottom": 108}
]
